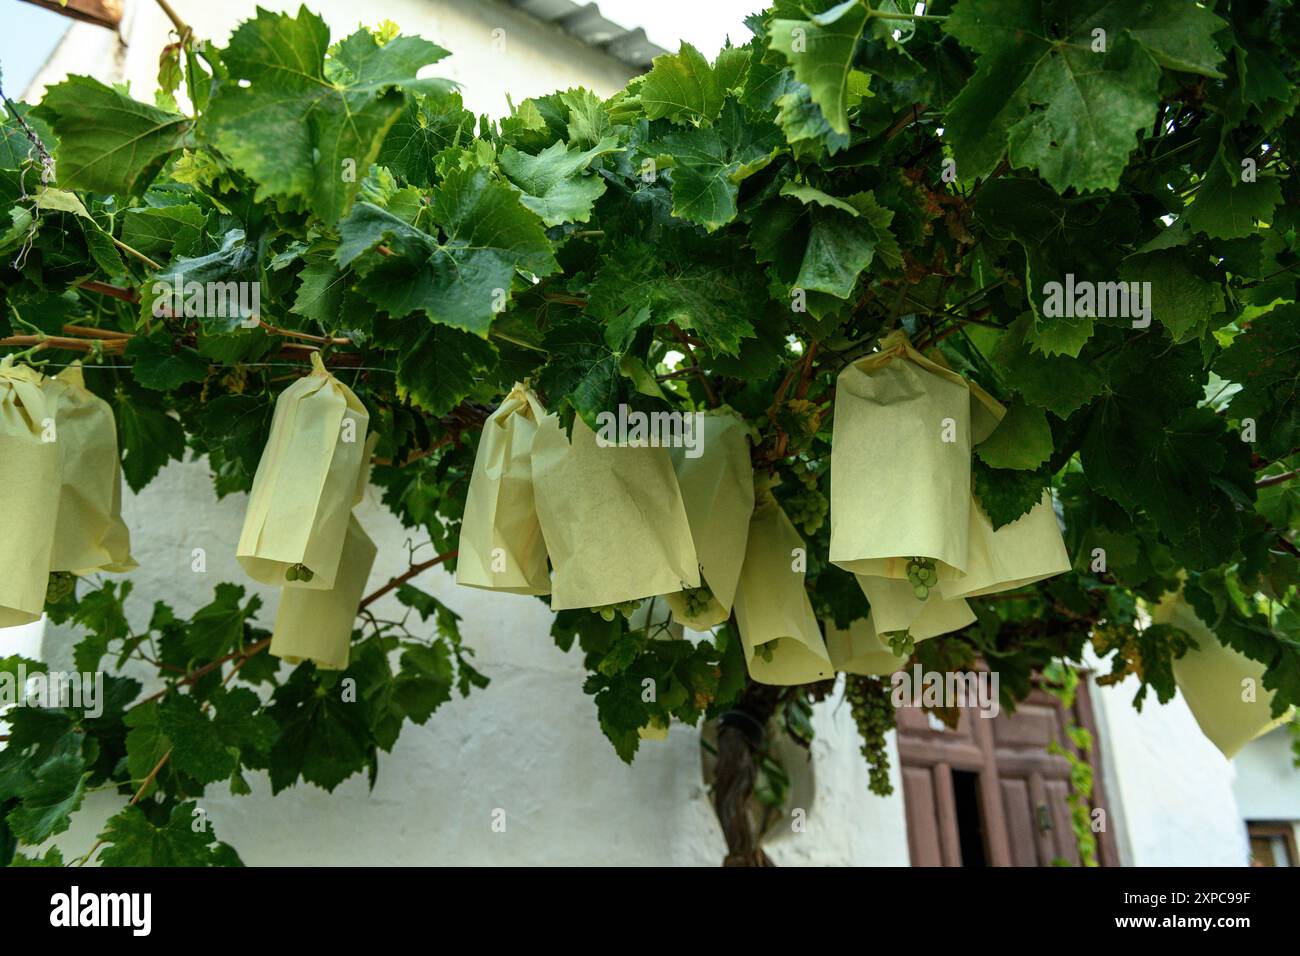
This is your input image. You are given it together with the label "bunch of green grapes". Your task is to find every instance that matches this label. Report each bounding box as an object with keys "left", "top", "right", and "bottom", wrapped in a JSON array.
[
  {"left": 592, "top": 600, "right": 641, "bottom": 622},
  {"left": 883, "top": 628, "right": 915, "bottom": 657},
  {"left": 285, "top": 563, "right": 315, "bottom": 582},
  {"left": 905, "top": 557, "right": 937, "bottom": 599},
  {"left": 784, "top": 461, "right": 829, "bottom": 535},
  {"left": 679, "top": 581, "right": 715, "bottom": 618},
  {"left": 845, "top": 674, "right": 895, "bottom": 796},
  {"left": 45, "top": 571, "right": 75, "bottom": 605}
]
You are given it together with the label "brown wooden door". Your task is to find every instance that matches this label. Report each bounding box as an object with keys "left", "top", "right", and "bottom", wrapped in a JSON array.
[{"left": 895, "top": 672, "right": 1119, "bottom": 866}]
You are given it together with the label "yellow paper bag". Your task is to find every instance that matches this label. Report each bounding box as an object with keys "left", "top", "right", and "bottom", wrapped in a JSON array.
[
  {"left": 1152, "top": 590, "right": 1295, "bottom": 759},
  {"left": 456, "top": 384, "right": 550, "bottom": 595},
  {"left": 732, "top": 480, "right": 833, "bottom": 685},
  {"left": 269, "top": 514, "right": 377, "bottom": 670},
  {"left": 237, "top": 353, "right": 369, "bottom": 590},
  {"left": 664, "top": 409, "right": 754, "bottom": 629},
  {"left": 0, "top": 358, "right": 61, "bottom": 628},
  {"left": 44, "top": 364, "right": 135, "bottom": 575},
  {"left": 940, "top": 491, "right": 1071, "bottom": 599},
  {"left": 855, "top": 574, "right": 975, "bottom": 640},
  {"left": 638, "top": 719, "right": 670, "bottom": 741},
  {"left": 531, "top": 415, "right": 699, "bottom": 610},
  {"left": 825, "top": 615, "right": 909, "bottom": 676},
  {"left": 830, "top": 332, "right": 981, "bottom": 579},
  {"left": 940, "top": 381, "right": 1069, "bottom": 598}
]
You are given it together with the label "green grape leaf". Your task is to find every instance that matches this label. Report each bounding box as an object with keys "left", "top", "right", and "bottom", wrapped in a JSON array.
[
  {"left": 585, "top": 238, "right": 761, "bottom": 356},
  {"left": 268, "top": 666, "right": 373, "bottom": 793},
  {"left": 205, "top": 9, "right": 450, "bottom": 223},
  {"left": 766, "top": 0, "right": 870, "bottom": 136},
  {"left": 1185, "top": 160, "right": 1283, "bottom": 240},
  {"left": 371, "top": 316, "right": 499, "bottom": 416},
  {"left": 976, "top": 178, "right": 1139, "bottom": 356},
  {"left": 944, "top": 2, "right": 1161, "bottom": 192},
  {"left": 1081, "top": 341, "right": 1254, "bottom": 568},
  {"left": 158, "top": 694, "right": 236, "bottom": 785},
  {"left": 1120, "top": 248, "right": 1222, "bottom": 343},
  {"left": 558, "top": 87, "right": 613, "bottom": 149},
  {"left": 71, "top": 582, "right": 132, "bottom": 673},
  {"left": 123, "top": 702, "right": 170, "bottom": 801},
  {"left": 499, "top": 135, "right": 622, "bottom": 227},
  {"left": 394, "top": 642, "right": 455, "bottom": 724},
  {"left": 120, "top": 203, "right": 209, "bottom": 260},
  {"left": 8, "top": 846, "right": 66, "bottom": 867},
  {"left": 650, "top": 100, "right": 781, "bottom": 231},
  {"left": 124, "top": 332, "right": 209, "bottom": 391},
  {"left": 1216, "top": 305, "right": 1300, "bottom": 461},
  {"left": 185, "top": 583, "right": 261, "bottom": 662},
  {"left": 537, "top": 317, "right": 633, "bottom": 433},
  {"left": 976, "top": 399, "right": 1054, "bottom": 470},
  {"left": 377, "top": 89, "right": 476, "bottom": 187},
  {"left": 640, "top": 43, "right": 724, "bottom": 125},
  {"left": 1113, "top": 0, "right": 1228, "bottom": 77},
  {"left": 995, "top": 314, "right": 1105, "bottom": 417},
  {"left": 749, "top": 185, "right": 900, "bottom": 298},
  {"left": 290, "top": 245, "right": 362, "bottom": 329},
  {"left": 973, "top": 459, "right": 1053, "bottom": 529},
  {"left": 337, "top": 167, "right": 557, "bottom": 335},
  {"left": 97, "top": 801, "right": 228, "bottom": 866},
  {"left": 194, "top": 392, "right": 275, "bottom": 497},
  {"left": 36, "top": 76, "right": 191, "bottom": 195},
  {"left": 5, "top": 754, "right": 87, "bottom": 844}
]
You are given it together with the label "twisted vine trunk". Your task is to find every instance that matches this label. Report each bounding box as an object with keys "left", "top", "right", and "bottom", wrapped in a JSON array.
[{"left": 713, "top": 679, "right": 785, "bottom": 867}]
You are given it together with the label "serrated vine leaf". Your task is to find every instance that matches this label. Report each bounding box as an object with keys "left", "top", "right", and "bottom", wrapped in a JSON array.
[
  {"left": 639, "top": 43, "right": 724, "bottom": 125},
  {"left": 499, "top": 135, "right": 622, "bottom": 227},
  {"left": 37, "top": 76, "right": 191, "bottom": 195},
  {"left": 337, "top": 167, "right": 558, "bottom": 334},
  {"left": 97, "top": 801, "right": 229, "bottom": 866},
  {"left": 750, "top": 184, "right": 900, "bottom": 298},
  {"left": 976, "top": 400, "right": 1053, "bottom": 471},
  {"left": 5, "top": 754, "right": 86, "bottom": 844},
  {"left": 205, "top": 9, "right": 450, "bottom": 223},
  {"left": 651, "top": 101, "right": 781, "bottom": 231},
  {"left": 766, "top": 0, "right": 870, "bottom": 136},
  {"left": 944, "top": 1, "right": 1163, "bottom": 191}
]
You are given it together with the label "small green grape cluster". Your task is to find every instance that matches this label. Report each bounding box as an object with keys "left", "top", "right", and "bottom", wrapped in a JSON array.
[
  {"left": 45, "top": 571, "right": 75, "bottom": 605},
  {"left": 905, "top": 556, "right": 937, "bottom": 600},
  {"left": 884, "top": 629, "right": 915, "bottom": 658},
  {"left": 592, "top": 600, "right": 641, "bottom": 622},
  {"left": 845, "top": 674, "right": 895, "bottom": 796},
  {"left": 679, "top": 581, "right": 715, "bottom": 618},
  {"left": 285, "top": 563, "right": 315, "bottom": 583},
  {"left": 784, "top": 462, "right": 829, "bottom": 535}
]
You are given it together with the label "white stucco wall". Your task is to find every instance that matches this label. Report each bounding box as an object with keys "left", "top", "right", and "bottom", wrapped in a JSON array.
[
  {"left": 1233, "top": 727, "right": 1300, "bottom": 822},
  {"left": 24, "top": 457, "right": 910, "bottom": 866},
  {"left": 1087, "top": 661, "right": 1253, "bottom": 866},
  {"left": 24, "top": 0, "right": 637, "bottom": 116}
]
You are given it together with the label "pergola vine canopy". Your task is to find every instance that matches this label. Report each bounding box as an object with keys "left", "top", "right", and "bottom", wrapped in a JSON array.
[{"left": 0, "top": 0, "right": 1297, "bottom": 866}]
